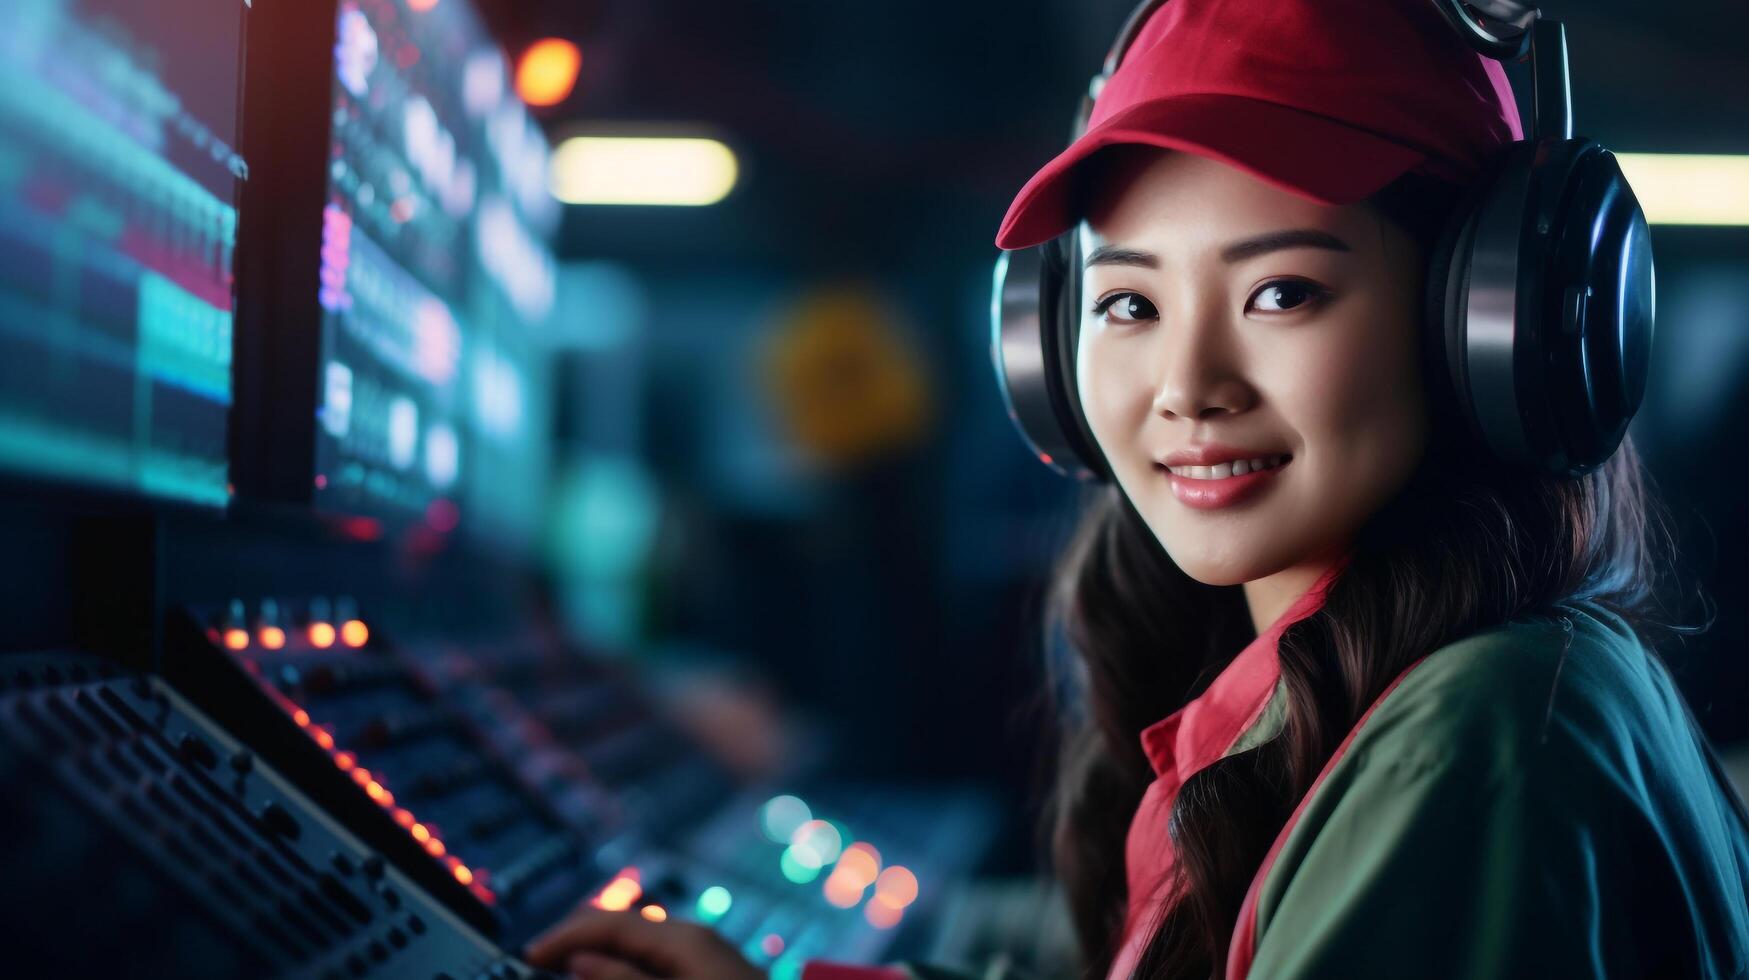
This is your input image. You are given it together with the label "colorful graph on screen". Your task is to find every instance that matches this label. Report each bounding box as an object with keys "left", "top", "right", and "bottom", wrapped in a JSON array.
[
  {"left": 0, "top": 0, "right": 245, "bottom": 506},
  {"left": 315, "top": 0, "right": 557, "bottom": 546}
]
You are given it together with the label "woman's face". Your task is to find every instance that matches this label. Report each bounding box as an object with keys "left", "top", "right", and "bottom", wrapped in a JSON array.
[{"left": 1077, "top": 148, "right": 1429, "bottom": 589}]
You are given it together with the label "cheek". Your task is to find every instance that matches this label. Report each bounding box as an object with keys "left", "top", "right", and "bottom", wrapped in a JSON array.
[
  {"left": 1280, "top": 317, "right": 1427, "bottom": 483},
  {"left": 1077, "top": 332, "right": 1153, "bottom": 447}
]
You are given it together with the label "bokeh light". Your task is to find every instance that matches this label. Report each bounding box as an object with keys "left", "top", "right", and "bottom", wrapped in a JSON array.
[
  {"left": 760, "top": 794, "right": 810, "bottom": 843},
  {"left": 779, "top": 843, "right": 823, "bottom": 884},
  {"left": 873, "top": 866, "right": 918, "bottom": 909},
  {"left": 864, "top": 900, "right": 903, "bottom": 930},
  {"left": 696, "top": 885, "right": 733, "bottom": 922},
  {"left": 340, "top": 619, "right": 370, "bottom": 647},
  {"left": 516, "top": 38, "right": 582, "bottom": 107},
  {"left": 307, "top": 621, "right": 336, "bottom": 648},
  {"left": 788, "top": 819, "right": 843, "bottom": 865},
  {"left": 821, "top": 869, "right": 865, "bottom": 909},
  {"left": 835, "top": 842, "right": 881, "bottom": 888}
]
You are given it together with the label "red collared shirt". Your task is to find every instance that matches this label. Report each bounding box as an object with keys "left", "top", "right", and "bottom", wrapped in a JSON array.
[{"left": 1106, "top": 562, "right": 1342, "bottom": 979}]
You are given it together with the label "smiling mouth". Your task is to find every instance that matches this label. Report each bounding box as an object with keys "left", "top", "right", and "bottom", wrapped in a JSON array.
[{"left": 1155, "top": 454, "right": 1292, "bottom": 480}]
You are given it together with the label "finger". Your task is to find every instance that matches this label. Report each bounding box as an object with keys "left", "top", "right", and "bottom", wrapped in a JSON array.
[
  {"left": 565, "top": 951, "right": 656, "bottom": 980},
  {"left": 524, "top": 909, "right": 684, "bottom": 968}
]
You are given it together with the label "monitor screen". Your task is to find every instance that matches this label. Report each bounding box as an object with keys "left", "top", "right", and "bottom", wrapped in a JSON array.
[
  {"left": 0, "top": 0, "right": 246, "bottom": 507},
  {"left": 314, "top": 0, "right": 557, "bottom": 544}
]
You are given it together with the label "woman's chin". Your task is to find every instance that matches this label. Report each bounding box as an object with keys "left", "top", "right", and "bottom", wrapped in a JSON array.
[{"left": 1166, "top": 548, "right": 1273, "bottom": 588}]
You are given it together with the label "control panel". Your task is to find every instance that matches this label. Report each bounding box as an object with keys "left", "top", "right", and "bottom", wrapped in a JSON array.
[{"left": 0, "top": 651, "right": 552, "bottom": 980}]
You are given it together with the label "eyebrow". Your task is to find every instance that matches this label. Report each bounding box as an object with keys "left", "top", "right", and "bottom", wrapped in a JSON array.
[{"left": 1084, "top": 228, "right": 1354, "bottom": 269}]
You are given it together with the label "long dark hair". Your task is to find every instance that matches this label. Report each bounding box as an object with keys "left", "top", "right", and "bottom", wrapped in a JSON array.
[{"left": 1045, "top": 168, "right": 1700, "bottom": 979}]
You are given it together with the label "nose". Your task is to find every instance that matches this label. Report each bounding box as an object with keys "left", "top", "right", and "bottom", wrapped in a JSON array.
[{"left": 1148, "top": 310, "right": 1255, "bottom": 421}]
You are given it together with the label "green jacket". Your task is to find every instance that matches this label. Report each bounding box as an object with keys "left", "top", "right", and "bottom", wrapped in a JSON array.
[
  {"left": 811, "top": 600, "right": 1749, "bottom": 979},
  {"left": 1238, "top": 599, "right": 1749, "bottom": 978}
]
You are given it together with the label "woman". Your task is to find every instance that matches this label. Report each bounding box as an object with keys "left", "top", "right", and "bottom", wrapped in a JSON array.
[{"left": 527, "top": 1, "right": 1749, "bottom": 977}]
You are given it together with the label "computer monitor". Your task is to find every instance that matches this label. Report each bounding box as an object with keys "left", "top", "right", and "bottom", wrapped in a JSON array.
[
  {"left": 0, "top": 0, "right": 246, "bottom": 507},
  {"left": 235, "top": 0, "right": 556, "bottom": 550}
]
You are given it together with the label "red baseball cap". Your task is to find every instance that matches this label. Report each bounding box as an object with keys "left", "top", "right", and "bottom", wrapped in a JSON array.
[{"left": 994, "top": 0, "right": 1525, "bottom": 250}]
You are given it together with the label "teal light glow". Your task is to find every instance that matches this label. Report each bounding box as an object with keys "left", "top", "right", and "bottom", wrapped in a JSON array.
[
  {"left": 779, "top": 844, "right": 823, "bottom": 884},
  {"left": 770, "top": 952, "right": 805, "bottom": 980},
  {"left": 696, "top": 885, "right": 733, "bottom": 922},
  {"left": 789, "top": 819, "right": 843, "bottom": 866},
  {"left": 760, "top": 794, "right": 810, "bottom": 844}
]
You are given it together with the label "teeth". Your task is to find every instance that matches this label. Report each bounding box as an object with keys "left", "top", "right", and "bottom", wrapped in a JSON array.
[{"left": 1167, "top": 454, "right": 1287, "bottom": 479}]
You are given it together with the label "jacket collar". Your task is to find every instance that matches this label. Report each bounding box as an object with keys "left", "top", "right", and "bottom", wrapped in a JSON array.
[{"left": 1138, "top": 557, "right": 1346, "bottom": 781}]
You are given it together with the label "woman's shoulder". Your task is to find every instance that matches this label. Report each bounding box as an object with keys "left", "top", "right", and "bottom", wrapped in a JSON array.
[
  {"left": 1362, "top": 599, "right": 1672, "bottom": 779},
  {"left": 1245, "top": 601, "right": 1749, "bottom": 978}
]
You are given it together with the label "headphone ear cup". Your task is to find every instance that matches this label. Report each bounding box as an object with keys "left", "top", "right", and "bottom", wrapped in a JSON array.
[
  {"left": 989, "top": 233, "right": 1108, "bottom": 481},
  {"left": 1540, "top": 145, "right": 1656, "bottom": 472},
  {"left": 1422, "top": 163, "right": 1496, "bottom": 458},
  {"left": 1046, "top": 229, "right": 1112, "bottom": 481},
  {"left": 1425, "top": 139, "right": 1656, "bottom": 478}
]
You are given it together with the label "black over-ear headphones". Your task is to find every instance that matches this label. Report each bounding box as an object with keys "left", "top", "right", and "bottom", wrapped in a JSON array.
[{"left": 989, "top": 0, "right": 1654, "bottom": 483}]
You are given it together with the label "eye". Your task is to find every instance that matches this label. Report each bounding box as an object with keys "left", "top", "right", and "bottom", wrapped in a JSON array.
[
  {"left": 1089, "top": 292, "right": 1158, "bottom": 324},
  {"left": 1249, "top": 279, "right": 1328, "bottom": 314}
]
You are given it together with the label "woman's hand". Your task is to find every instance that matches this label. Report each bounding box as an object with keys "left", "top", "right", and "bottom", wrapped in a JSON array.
[{"left": 524, "top": 907, "right": 766, "bottom": 980}]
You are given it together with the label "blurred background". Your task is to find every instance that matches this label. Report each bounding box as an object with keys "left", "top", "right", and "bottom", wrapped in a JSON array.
[{"left": 0, "top": 0, "right": 1745, "bottom": 977}]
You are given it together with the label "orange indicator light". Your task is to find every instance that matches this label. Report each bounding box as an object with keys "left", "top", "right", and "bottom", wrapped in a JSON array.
[
  {"left": 340, "top": 620, "right": 369, "bottom": 648},
  {"left": 411, "top": 823, "right": 431, "bottom": 843},
  {"left": 424, "top": 837, "right": 446, "bottom": 858},
  {"left": 874, "top": 866, "right": 919, "bottom": 909},
  {"left": 639, "top": 904, "right": 668, "bottom": 922},
  {"left": 333, "top": 751, "right": 356, "bottom": 771},
  {"left": 516, "top": 38, "right": 582, "bottom": 107},
  {"left": 351, "top": 767, "right": 373, "bottom": 787},
  {"left": 365, "top": 781, "right": 394, "bottom": 806},
  {"left": 392, "top": 808, "right": 415, "bottom": 828},
  {"left": 292, "top": 709, "right": 310, "bottom": 727},
  {"left": 308, "top": 622, "right": 336, "bottom": 648},
  {"left": 822, "top": 871, "right": 864, "bottom": 909},
  {"left": 591, "top": 873, "right": 643, "bottom": 912},
  {"left": 259, "top": 626, "right": 286, "bottom": 650},
  {"left": 450, "top": 862, "right": 474, "bottom": 885},
  {"left": 312, "top": 728, "right": 336, "bottom": 750},
  {"left": 223, "top": 628, "right": 249, "bottom": 651},
  {"left": 864, "top": 901, "right": 903, "bottom": 929}
]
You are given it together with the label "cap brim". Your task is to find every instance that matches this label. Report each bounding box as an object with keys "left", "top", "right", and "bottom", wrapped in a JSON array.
[{"left": 995, "top": 93, "right": 1429, "bottom": 250}]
